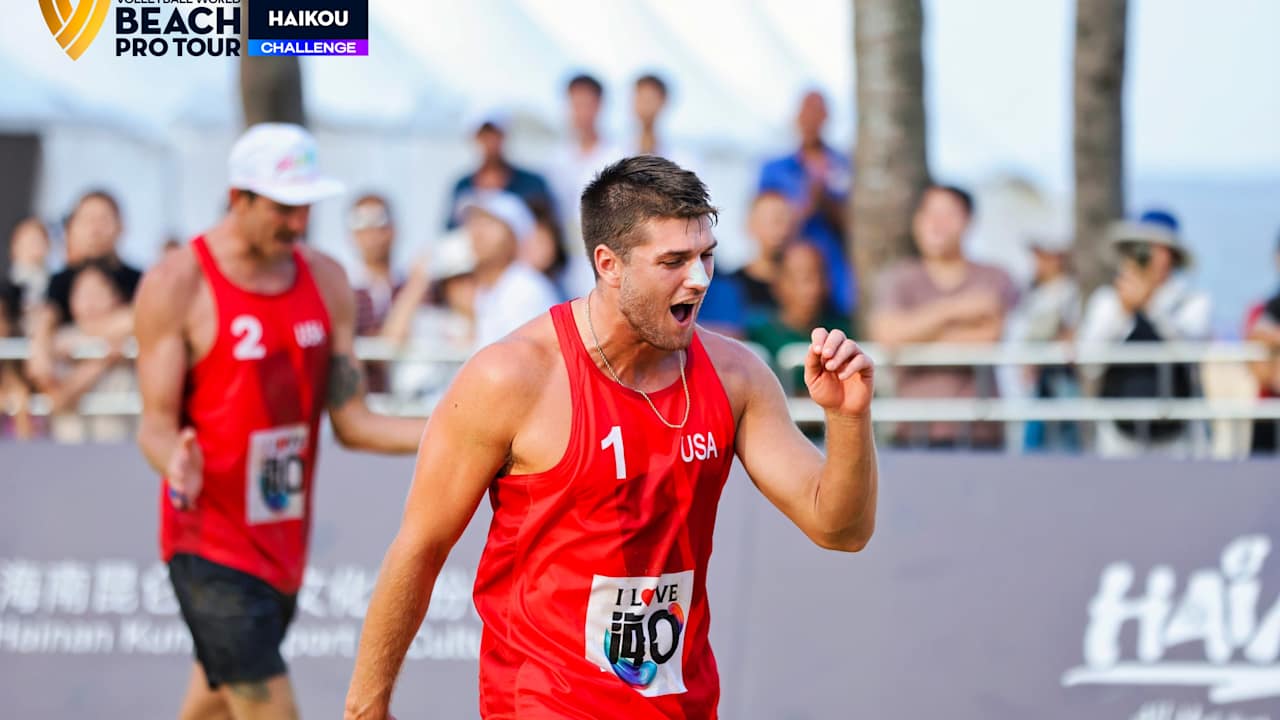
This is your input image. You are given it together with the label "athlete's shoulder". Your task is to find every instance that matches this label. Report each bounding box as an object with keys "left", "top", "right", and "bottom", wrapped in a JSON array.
[
  {"left": 135, "top": 242, "right": 202, "bottom": 318},
  {"left": 298, "top": 245, "right": 349, "bottom": 289},
  {"left": 472, "top": 313, "right": 559, "bottom": 384},
  {"left": 696, "top": 326, "right": 777, "bottom": 407},
  {"left": 448, "top": 315, "right": 558, "bottom": 423},
  {"left": 697, "top": 327, "right": 772, "bottom": 375}
]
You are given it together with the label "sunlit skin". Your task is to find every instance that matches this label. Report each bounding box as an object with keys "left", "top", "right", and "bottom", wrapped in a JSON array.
[
  {"left": 343, "top": 209, "right": 878, "bottom": 720},
  {"left": 775, "top": 243, "right": 829, "bottom": 333},
  {"left": 69, "top": 267, "right": 124, "bottom": 329},
  {"left": 66, "top": 196, "right": 122, "bottom": 263},
  {"left": 466, "top": 210, "right": 517, "bottom": 279},
  {"left": 593, "top": 216, "right": 716, "bottom": 368},
  {"left": 10, "top": 219, "right": 50, "bottom": 268},
  {"left": 1031, "top": 246, "right": 1068, "bottom": 285},
  {"left": 521, "top": 222, "right": 560, "bottom": 275},
  {"left": 228, "top": 189, "right": 310, "bottom": 264},
  {"left": 749, "top": 192, "right": 795, "bottom": 260},
  {"left": 569, "top": 85, "right": 602, "bottom": 148},
  {"left": 351, "top": 200, "right": 394, "bottom": 268},
  {"left": 1115, "top": 243, "right": 1175, "bottom": 313},
  {"left": 912, "top": 187, "right": 968, "bottom": 262},
  {"left": 471, "top": 126, "right": 512, "bottom": 191},
  {"left": 633, "top": 80, "right": 667, "bottom": 154},
  {"left": 797, "top": 91, "right": 828, "bottom": 149},
  {"left": 633, "top": 82, "right": 666, "bottom": 128}
]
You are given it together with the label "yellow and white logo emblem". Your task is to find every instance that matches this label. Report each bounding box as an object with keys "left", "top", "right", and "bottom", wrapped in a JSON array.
[{"left": 39, "top": 0, "right": 112, "bottom": 60}]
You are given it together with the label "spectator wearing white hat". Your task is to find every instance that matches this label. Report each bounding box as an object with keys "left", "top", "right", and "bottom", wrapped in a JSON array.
[
  {"left": 382, "top": 228, "right": 478, "bottom": 403},
  {"left": 445, "top": 110, "right": 555, "bottom": 230},
  {"left": 1077, "top": 209, "right": 1213, "bottom": 457},
  {"left": 462, "top": 190, "right": 560, "bottom": 348}
]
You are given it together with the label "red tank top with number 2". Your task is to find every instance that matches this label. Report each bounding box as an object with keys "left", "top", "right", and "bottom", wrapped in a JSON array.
[{"left": 160, "top": 236, "right": 331, "bottom": 594}]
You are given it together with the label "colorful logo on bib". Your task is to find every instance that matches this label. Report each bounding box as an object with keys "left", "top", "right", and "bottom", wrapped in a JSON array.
[
  {"left": 586, "top": 570, "right": 694, "bottom": 697},
  {"left": 246, "top": 424, "right": 308, "bottom": 524}
]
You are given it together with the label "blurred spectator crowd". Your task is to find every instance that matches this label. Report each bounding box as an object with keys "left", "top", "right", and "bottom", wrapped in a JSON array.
[{"left": 3, "top": 73, "right": 1279, "bottom": 458}]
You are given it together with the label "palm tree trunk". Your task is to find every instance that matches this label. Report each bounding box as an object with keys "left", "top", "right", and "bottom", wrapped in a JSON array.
[
  {"left": 1073, "top": 0, "right": 1128, "bottom": 297},
  {"left": 238, "top": 19, "right": 305, "bottom": 127},
  {"left": 851, "top": 0, "right": 930, "bottom": 326}
]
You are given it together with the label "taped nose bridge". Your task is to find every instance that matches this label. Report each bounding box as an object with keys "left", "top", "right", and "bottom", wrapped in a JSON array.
[{"left": 686, "top": 257, "right": 709, "bottom": 288}]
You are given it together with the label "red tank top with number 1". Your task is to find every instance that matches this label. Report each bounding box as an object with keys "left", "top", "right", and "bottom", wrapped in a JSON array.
[
  {"left": 472, "top": 301, "right": 737, "bottom": 718},
  {"left": 159, "top": 235, "right": 332, "bottom": 594}
]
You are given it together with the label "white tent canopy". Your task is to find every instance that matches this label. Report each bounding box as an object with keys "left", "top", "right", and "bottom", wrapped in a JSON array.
[{"left": 1, "top": 0, "right": 1276, "bottom": 331}]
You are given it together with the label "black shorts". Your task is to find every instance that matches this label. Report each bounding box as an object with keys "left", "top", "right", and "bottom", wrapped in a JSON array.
[{"left": 168, "top": 553, "right": 298, "bottom": 689}]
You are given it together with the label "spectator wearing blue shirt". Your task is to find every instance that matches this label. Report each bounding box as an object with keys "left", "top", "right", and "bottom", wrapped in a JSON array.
[
  {"left": 757, "top": 90, "right": 853, "bottom": 313},
  {"left": 446, "top": 112, "right": 555, "bottom": 229},
  {"left": 697, "top": 190, "right": 796, "bottom": 336}
]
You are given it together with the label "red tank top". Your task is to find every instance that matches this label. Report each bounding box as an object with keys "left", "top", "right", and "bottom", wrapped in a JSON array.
[
  {"left": 472, "top": 302, "right": 736, "bottom": 719},
  {"left": 159, "top": 236, "right": 332, "bottom": 594}
]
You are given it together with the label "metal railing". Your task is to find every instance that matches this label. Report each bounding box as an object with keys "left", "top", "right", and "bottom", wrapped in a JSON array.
[{"left": 3, "top": 337, "right": 1277, "bottom": 425}]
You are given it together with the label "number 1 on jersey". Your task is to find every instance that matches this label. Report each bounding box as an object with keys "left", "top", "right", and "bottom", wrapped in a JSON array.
[{"left": 601, "top": 425, "right": 626, "bottom": 480}]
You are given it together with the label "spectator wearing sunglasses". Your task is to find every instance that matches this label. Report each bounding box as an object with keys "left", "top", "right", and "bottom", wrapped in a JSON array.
[{"left": 348, "top": 193, "right": 403, "bottom": 392}]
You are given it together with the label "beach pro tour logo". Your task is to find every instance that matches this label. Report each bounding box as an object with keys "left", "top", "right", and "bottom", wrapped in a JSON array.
[
  {"left": 39, "top": 0, "right": 112, "bottom": 60},
  {"left": 247, "top": 0, "right": 368, "bottom": 57}
]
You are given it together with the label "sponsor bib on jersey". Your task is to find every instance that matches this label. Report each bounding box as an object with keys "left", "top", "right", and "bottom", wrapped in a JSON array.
[
  {"left": 245, "top": 424, "right": 308, "bottom": 524},
  {"left": 584, "top": 570, "right": 694, "bottom": 697}
]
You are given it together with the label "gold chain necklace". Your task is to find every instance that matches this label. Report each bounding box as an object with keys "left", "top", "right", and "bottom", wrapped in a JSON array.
[{"left": 585, "top": 291, "right": 690, "bottom": 429}]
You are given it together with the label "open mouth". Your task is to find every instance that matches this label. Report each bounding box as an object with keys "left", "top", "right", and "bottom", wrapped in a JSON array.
[{"left": 670, "top": 302, "right": 695, "bottom": 325}]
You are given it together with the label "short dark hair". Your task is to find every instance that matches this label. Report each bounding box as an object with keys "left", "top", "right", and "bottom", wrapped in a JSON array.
[
  {"left": 72, "top": 189, "right": 122, "bottom": 222},
  {"left": 580, "top": 156, "right": 718, "bottom": 271},
  {"left": 567, "top": 73, "right": 604, "bottom": 98},
  {"left": 71, "top": 256, "right": 126, "bottom": 300},
  {"left": 528, "top": 199, "right": 568, "bottom": 279},
  {"left": 922, "top": 183, "right": 974, "bottom": 217},
  {"left": 635, "top": 74, "right": 668, "bottom": 97}
]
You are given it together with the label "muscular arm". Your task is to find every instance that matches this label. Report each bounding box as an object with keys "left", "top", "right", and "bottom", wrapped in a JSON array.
[
  {"left": 134, "top": 256, "right": 195, "bottom": 476},
  {"left": 378, "top": 266, "right": 432, "bottom": 347},
  {"left": 725, "top": 333, "right": 878, "bottom": 551},
  {"left": 870, "top": 291, "right": 1005, "bottom": 347},
  {"left": 938, "top": 313, "right": 1004, "bottom": 343},
  {"left": 345, "top": 344, "right": 534, "bottom": 719},
  {"left": 868, "top": 297, "right": 958, "bottom": 346},
  {"left": 309, "top": 251, "right": 425, "bottom": 453},
  {"left": 24, "top": 304, "right": 59, "bottom": 391},
  {"left": 47, "top": 356, "right": 117, "bottom": 412},
  {"left": 1246, "top": 318, "right": 1280, "bottom": 390}
]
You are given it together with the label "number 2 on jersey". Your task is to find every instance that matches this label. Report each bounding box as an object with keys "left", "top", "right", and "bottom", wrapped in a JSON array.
[
  {"left": 231, "top": 314, "right": 267, "bottom": 360},
  {"left": 601, "top": 425, "right": 626, "bottom": 480}
]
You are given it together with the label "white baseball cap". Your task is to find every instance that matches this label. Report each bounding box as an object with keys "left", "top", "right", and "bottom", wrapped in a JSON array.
[
  {"left": 457, "top": 190, "right": 535, "bottom": 244},
  {"left": 1027, "top": 232, "right": 1073, "bottom": 254},
  {"left": 228, "top": 123, "right": 344, "bottom": 206},
  {"left": 429, "top": 229, "right": 477, "bottom": 281}
]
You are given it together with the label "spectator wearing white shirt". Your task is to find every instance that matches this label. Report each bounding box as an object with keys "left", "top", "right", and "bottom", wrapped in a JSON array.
[
  {"left": 1007, "top": 232, "right": 1082, "bottom": 452},
  {"left": 461, "top": 191, "right": 560, "bottom": 349},
  {"left": 1077, "top": 210, "right": 1213, "bottom": 457},
  {"left": 548, "top": 73, "right": 624, "bottom": 299}
]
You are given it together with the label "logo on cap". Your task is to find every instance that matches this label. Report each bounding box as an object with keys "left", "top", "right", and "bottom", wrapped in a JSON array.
[{"left": 39, "top": 0, "right": 112, "bottom": 60}]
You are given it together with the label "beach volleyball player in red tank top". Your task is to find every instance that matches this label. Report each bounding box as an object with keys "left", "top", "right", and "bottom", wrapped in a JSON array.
[
  {"left": 133, "top": 123, "right": 426, "bottom": 720},
  {"left": 346, "top": 156, "right": 880, "bottom": 719}
]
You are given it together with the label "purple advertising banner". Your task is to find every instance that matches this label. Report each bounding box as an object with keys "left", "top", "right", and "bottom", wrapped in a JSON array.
[{"left": 2, "top": 443, "right": 1278, "bottom": 719}]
